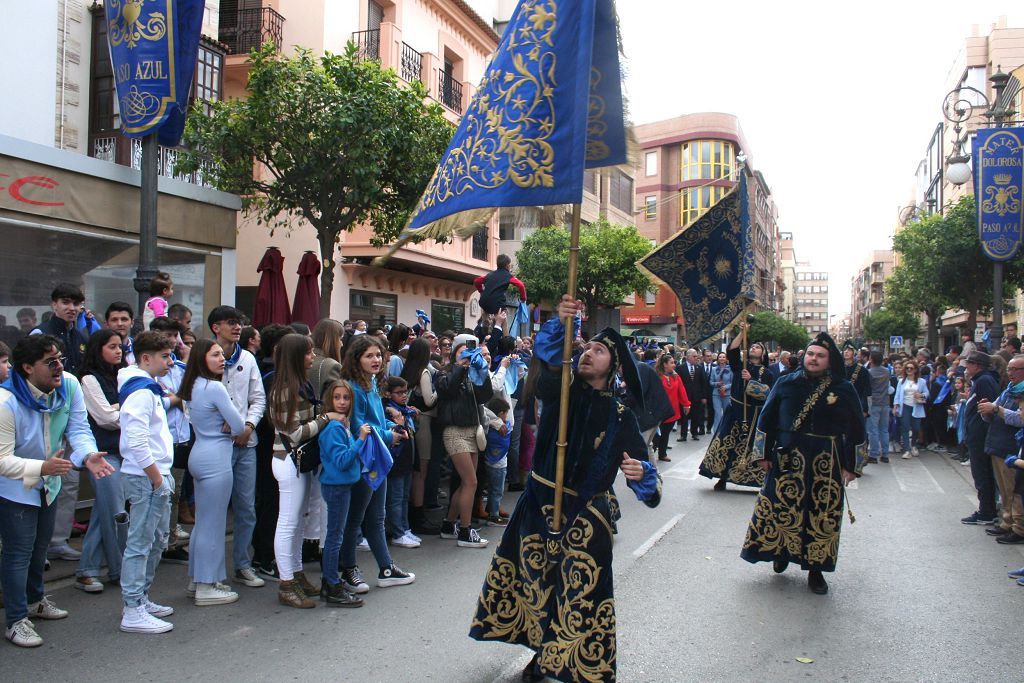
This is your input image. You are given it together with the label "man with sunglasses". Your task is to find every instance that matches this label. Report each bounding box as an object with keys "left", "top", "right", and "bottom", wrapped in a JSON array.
[
  {"left": 207, "top": 306, "right": 267, "bottom": 589},
  {"left": 0, "top": 335, "right": 113, "bottom": 646}
]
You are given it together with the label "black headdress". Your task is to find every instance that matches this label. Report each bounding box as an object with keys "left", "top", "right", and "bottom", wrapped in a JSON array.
[
  {"left": 807, "top": 331, "right": 844, "bottom": 378},
  {"left": 591, "top": 327, "right": 644, "bottom": 407}
]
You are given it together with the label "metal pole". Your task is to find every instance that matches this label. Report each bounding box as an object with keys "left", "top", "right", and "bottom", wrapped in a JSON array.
[
  {"left": 552, "top": 203, "right": 581, "bottom": 533},
  {"left": 135, "top": 133, "right": 159, "bottom": 330},
  {"left": 991, "top": 261, "right": 1004, "bottom": 354}
]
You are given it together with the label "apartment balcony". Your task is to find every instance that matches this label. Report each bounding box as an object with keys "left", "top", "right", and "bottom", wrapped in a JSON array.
[
  {"left": 219, "top": 6, "right": 284, "bottom": 55},
  {"left": 352, "top": 29, "right": 381, "bottom": 61},
  {"left": 438, "top": 69, "right": 463, "bottom": 113},
  {"left": 400, "top": 42, "right": 423, "bottom": 84},
  {"left": 90, "top": 133, "right": 213, "bottom": 188}
]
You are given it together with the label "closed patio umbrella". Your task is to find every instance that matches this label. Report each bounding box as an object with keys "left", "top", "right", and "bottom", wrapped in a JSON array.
[
  {"left": 253, "top": 246, "right": 291, "bottom": 327},
  {"left": 292, "top": 250, "right": 321, "bottom": 328}
]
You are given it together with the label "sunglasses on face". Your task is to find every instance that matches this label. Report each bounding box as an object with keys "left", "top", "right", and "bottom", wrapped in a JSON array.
[{"left": 43, "top": 356, "right": 67, "bottom": 370}]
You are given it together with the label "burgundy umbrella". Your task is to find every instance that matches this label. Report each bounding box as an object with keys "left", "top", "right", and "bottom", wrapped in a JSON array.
[
  {"left": 253, "top": 246, "right": 291, "bottom": 328},
  {"left": 292, "top": 250, "right": 321, "bottom": 328}
]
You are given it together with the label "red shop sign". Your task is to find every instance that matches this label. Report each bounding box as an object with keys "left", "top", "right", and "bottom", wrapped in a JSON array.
[
  {"left": 623, "top": 315, "right": 651, "bottom": 325},
  {"left": 0, "top": 173, "right": 64, "bottom": 207}
]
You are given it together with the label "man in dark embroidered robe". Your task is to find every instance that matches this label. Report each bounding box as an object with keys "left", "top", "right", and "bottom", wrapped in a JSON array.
[
  {"left": 470, "top": 295, "right": 661, "bottom": 683},
  {"left": 741, "top": 332, "right": 865, "bottom": 595}
]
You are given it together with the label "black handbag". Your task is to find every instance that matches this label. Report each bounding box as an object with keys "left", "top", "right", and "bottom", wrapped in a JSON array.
[{"left": 279, "top": 382, "right": 322, "bottom": 474}]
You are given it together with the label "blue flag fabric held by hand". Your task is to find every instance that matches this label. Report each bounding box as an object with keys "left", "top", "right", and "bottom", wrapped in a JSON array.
[{"left": 358, "top": 429, "right": 394, "bottom": 491}]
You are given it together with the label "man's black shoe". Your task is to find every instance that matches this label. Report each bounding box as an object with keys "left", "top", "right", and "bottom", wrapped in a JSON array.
[
  {"left": 866, "top": 457, "right": 878, "bottom": 464},
  {"left": 677, "top": 436, "right": 687, "bottom": 442},
  {"left": 773, "top": 560, "right": 788, "bottom": 574},
  {"left": 879, "top": 456, "right": 890, "bottom": 463},
  {"left": 986, "top": 526, "right": 1011, "bottom": 536},
  {"left": 691, "top": 435, "right": 699, "bottom": 442},
  {"left": 161, "top": 546, "right": 189, "bottom": 565},
  {"left": 808, "top": 570, "right": 828, "bottom": 594},
  {"left": 997, "top": 532, "right": 1024, "bottom": 544},
  {"left": 658, "top": 456, "right": 672, "bottom": 462},
  {"left": 713, "top": 479, "right": 727, "bottom": 492},
  {"left": 321, "top": 581, "right": 363, "bottom": 607},
  {"left": 961, "top": 511, "right": 997, "bottom": 525}
]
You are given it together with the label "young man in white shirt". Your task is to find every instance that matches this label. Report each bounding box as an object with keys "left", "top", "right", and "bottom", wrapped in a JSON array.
[
  {"left": 117, "top": 332, "right": 177, "bottom": 634},
  {"left": 207, "top": 306, "right": 267, "bottom": 588}
]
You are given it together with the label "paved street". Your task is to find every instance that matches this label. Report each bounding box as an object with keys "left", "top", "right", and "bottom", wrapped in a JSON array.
[{"left": 9, "top": 438, "right": 1022, "bottom": 682}]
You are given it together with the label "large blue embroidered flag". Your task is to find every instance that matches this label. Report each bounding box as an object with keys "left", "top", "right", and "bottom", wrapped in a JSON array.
[
  {"left": 396, "top": 0, "right": 626, "bottom": 244},
  {"left": 639, "top": 175, "right": 755, "bottom": 346},
  {"left": 105, "top": 0, "right": 205, "bottom": 146}
]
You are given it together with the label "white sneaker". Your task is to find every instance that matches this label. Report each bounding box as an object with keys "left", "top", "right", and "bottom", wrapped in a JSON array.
[
  {"left": 186, "top": 580, "right": 232, "bottom": 598},
  {"left": 406, "top": 531, "right": 422, "bottom": 544},
  {"left": 144, "top": 598, "right": 174, "bottom": 618},
  {"left": 28, "top": 596, "right": 68, "bottom": 620},
  {"left": 194, "top": 583, "right": 239, "bottom": 606},
  {"left": 902, "top": 452, "right": 912, "bottom": 460},
  {"left": 5, "top": 618, "right": 42, "bottom": 647},
  {"left": 120, "top": 604, "right": 173, "bottom": 634},
  {"left": 911, "top": 447, "right": 919, "bottom": 456},
  {"left": 356, "top": 538, "right": 370, "bottom": 552},
  {"left": 392, "top": 533, "right": 420, "bottom": 549},
  {"left": 233, "top": 567, "right": 266, "bottom": 587},
  {"left": 174, "top": 524, "right": 190, "bottom": 541}
]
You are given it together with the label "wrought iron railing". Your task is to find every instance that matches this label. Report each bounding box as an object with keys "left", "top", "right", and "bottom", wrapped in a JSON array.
[
  {"left": 89, "top": 134, "right": 213, "bottom": 188},
  {"left": 219, "top": 6, "right": 285, "bottom": 55},
  {"left": 400, "top": 42, "right": 423, "bottom": 83},
  {"left": 352, "top": 29, "right": 381, "bottom": 61},
  {"left": 438, "top": 69, "right": 463, "bottom": 113}
]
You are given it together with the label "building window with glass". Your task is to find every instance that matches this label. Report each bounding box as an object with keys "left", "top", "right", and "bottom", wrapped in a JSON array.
[
  {"left": 349, "top": 290, "right": 397, "bottom": 329},
  {"left": 644, "top": 196, "right": 657, "bottom": 220},
  {"left": 193, "top": 43, "right": 224, "bottom": 116},
  {"left": 680, "top": 185, "right": 727, "bottom": 227},
  {"left": 608, "top": 169, "right": 633, "bottom": 213},
  {"left": 645, "top": 151, "right": 658, "bottom": 176},
  {"left": 681, "top": 139, "right": 735, "bottom": 181}
]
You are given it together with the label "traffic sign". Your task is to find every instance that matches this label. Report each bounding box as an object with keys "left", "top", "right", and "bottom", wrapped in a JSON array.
[{"left": 889, "top": 336, "right": 903, "bottom": 348}]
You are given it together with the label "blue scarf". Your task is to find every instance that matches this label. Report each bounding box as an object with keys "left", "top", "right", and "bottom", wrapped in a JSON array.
[
  {"left": 504, "top": 357, "right": 527, "bottom": 397},
  {"left": 1007, "top": 379, "right": 1024, "bottom": 399},
  {"left": 459, "top": 348, "right": 490, "bottom": 386},
  {"left": 118, "top": 376, "right": 166, "bottom": 406},
  {"left": 0, "top": 372, "right": 66, "bottom": 414},
  {"left": 223, "top": 343, "right": 242, "bottom": 369}
]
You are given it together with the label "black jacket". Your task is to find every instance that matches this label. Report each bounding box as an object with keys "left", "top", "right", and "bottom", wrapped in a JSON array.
[
  {"left": 35, "top": 316, "right": 87, "bottom": 375},
  {"left": 435, "top": 365, "right": 493, "bottom": 428},
  {"left": 625, "top": 362, "right": 674, "bottom": 432},
  {"left": 679, "top": 360, "right": 707, "bottom": 402}
]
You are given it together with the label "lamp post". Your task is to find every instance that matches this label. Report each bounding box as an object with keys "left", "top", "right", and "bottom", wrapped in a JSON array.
[{"left": 943, "top": 66, "right": 1013, "bottom": 353}]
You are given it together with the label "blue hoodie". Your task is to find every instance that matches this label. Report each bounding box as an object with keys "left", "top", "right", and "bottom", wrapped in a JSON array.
[{"left": 318, "top": 420, "right": 362, "bottom": 485}]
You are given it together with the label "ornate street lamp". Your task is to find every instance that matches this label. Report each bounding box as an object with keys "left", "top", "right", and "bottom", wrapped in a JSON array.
[{"left": 942, "top": 66, "right": 1015, "bottom": 352}]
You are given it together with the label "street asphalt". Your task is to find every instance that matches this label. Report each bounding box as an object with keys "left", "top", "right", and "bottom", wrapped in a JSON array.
[{"left": 7, "top": 436, "right": 1021, "bottom": 682}]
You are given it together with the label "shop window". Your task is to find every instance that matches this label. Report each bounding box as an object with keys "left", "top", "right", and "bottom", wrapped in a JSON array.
[
  {"left": 349, "top": 290, "right": 397, "bottom": 329},
  {"left": 431, "top": 300, "right": 464, "bottom": 333}
]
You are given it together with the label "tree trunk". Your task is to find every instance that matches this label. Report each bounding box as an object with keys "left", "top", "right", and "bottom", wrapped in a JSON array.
[
  {"left": 318, "top": 230, "right": 337, "bottom": 320},
  {"left": 925, "top": 307, "right": 939, "bottom": 352}
]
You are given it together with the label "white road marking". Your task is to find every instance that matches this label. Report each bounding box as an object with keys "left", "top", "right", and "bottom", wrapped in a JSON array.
[
  {"left": 660, "top": 453, "right": 703, "bottom": 480},
  {"left": 890, "top": 458, "right": 945, "bottom": 494},
  {"left": 632, "top": 513, "right": 684, "bottom": 559}
]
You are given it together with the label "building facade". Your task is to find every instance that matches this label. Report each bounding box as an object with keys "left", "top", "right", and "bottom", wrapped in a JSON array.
[
  {"left": 792, "top": 262, "right": 829, "bottom": 337},
  {"left": 849, "top": 250, "right": 894, "bottom": 341},
  {"left": 620, "top": 112, "right": 783, "bottom": 342},
  {"left": 0, "top": 1, "right": 239, "bottom": 336},
  {"left": 219, "top": 0, "right": 503, "bottom": 330},
  {"left": 779, "top": 231, "right": 796, "bottom": 322}
]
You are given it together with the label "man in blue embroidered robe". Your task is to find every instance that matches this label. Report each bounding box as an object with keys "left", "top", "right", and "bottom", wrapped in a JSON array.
[
  {"left": 470, "top": 295, "right": 661, "bottom": 683},
  {"left": 741, "top": 332, "right": 865, "bottom": 595}
]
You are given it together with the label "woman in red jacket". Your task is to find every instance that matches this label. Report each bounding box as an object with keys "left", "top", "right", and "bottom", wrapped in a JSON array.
[{"left": 654, "top": 353, "right": 690, "bottom": 462}]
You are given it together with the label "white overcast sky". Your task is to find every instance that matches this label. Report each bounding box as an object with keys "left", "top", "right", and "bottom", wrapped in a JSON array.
[{"left": 616, "top": 1, "right": 1021, "bottom": 316}]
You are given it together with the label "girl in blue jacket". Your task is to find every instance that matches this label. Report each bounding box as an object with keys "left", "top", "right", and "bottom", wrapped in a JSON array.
[{"left": 318, "top": 380, "right": 369, "bottom": 607}]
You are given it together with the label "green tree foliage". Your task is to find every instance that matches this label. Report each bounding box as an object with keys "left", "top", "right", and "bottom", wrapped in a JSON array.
[
  {"left": 890, "top": 195, "right": 1024, "bottom": 345},
  {"left": 516, "top": 219, "right": 656, "bottom": 333},
  {"left": 862, "top": 308, "right": 920, "bottom": 345},
  {"left": 746, "top": 311, "right": 809, "bottom": 351},
  {"left": 178, "top": 43, "right": 453, "bottom": 317}
]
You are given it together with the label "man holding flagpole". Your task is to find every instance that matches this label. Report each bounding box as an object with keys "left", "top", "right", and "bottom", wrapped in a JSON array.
[{"left": 469, "top": 296, "right": 662, "bottom": 681}]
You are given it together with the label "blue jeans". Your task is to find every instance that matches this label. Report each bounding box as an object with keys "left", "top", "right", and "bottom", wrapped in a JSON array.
[
  {"left": 711, "top": 394, "right": 730, "bottom": 434},
  {"left": 385, "top": 472, "right": 412, "bottom": 539},
  {"left": 486, "top": 465, "right": 506, "bottom": 517},
  {"left": 77, "top": 455, "right": 125, "bottom": 579},
  {"left": 867, "top": 402, "right": 890, "bottom": 457},
  {"left": 899, "top": 409, "right": 921, "bottom": 451},
  {"left": 341, "top": 479, "right": 392, "bottom": 571},
  {"left": 320, "top": 483, "right": 353, "bottom": 586},
  {"left": 121, "top": 474, "right": 172, "bottom": 608},
  {"left": 0, "top": 493, "right": 56, "bottom": 627},
  {"left": 231, "top": 445, "right": 257, "bottom": 571}
]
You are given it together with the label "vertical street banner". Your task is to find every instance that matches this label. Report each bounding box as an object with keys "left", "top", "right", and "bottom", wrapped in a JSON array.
[
  {"left": 105, "top": 0, "right": 206, "bottom": 146},
  {"left": 639, "top": 175, "right": 755, "bottom": 346},
  {"left": 387, "top": 0, "right": 626, "bottom": 249},
  {"left": 973, "top": 128, "right": 1024, "bottom": 261}
]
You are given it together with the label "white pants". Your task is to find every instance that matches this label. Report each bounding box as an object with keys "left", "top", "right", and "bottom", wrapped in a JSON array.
[{"left": 272, "top": 456, "right": 320, "bottom": 581}]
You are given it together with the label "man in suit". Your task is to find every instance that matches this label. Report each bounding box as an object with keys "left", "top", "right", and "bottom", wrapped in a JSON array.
[
  {"left": 678, "top": 348, "right": 707, "bottom": 441},
  {"left": 702, "top": 349, "right": 716, "bottom": 433},
  {"left": 769, "top": 350, "right": 791, "bottom": 382}
]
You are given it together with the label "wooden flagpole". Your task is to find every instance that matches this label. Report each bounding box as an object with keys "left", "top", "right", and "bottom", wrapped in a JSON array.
[
  {"left": 741, "top": 314, "right": 749, "bottom": 423},
  {"left": 552, "top": 203, "right": 582, "bottom": 533}
]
